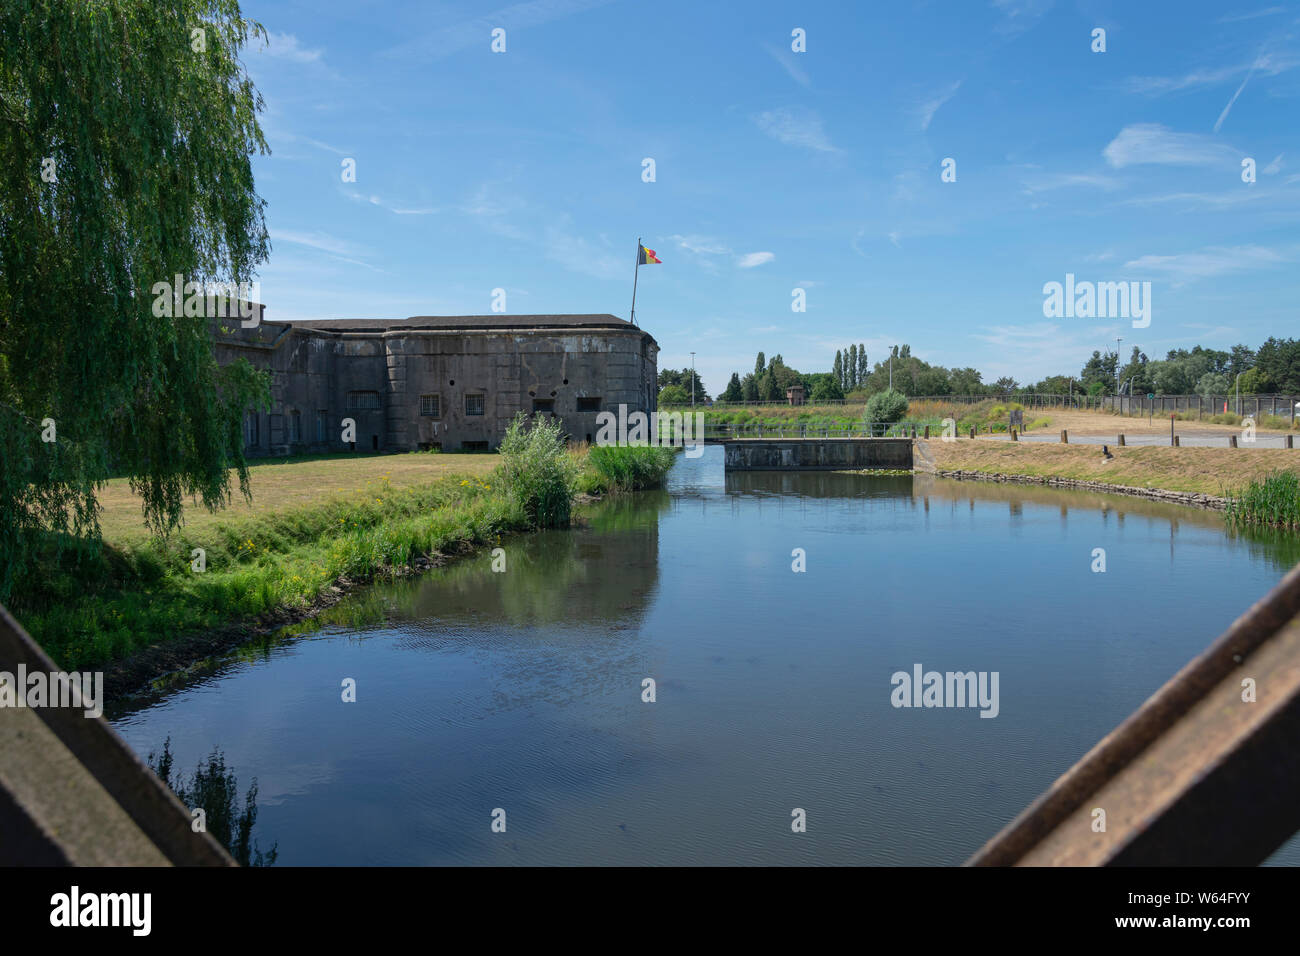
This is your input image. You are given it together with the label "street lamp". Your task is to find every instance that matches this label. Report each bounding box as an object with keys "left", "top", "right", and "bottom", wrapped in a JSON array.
[
  {"left": 889, "top": 346, "right": 896, "bottom": 391},
  {"left": 690, "top": 352, "right": 696, "bottom": 408},
  {"left": 1115, "top": 336, "right": 1123, "bottom": 410}
]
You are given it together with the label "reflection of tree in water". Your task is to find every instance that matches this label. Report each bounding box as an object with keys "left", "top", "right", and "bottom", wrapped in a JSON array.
[
  {"left": 319, "top": 490, "right": 668, "bottom": 633},
  {"left": 725, "top": 471, "right": 913, "bottom": 499}
]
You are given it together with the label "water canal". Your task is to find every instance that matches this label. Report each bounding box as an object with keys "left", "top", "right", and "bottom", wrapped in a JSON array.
[{"left": 113, "top": 446, "right": 1300, "bottom": 865}]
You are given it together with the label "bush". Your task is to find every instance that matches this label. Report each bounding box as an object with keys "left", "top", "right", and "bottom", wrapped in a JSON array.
[
  {"left": 496, "top": 413, "right": 578, "bottom": 528},
  {"left": 658, "top": 384, "right": 689, "bottom": 405},
  {"left": 864, "top": 389, "right": 909, "bottom": 435},
  {"left": 587, "top": 445, "right": 676, "bottom": 492},
  {"left": 1226, "top": 471, "right": 1300, "bottom": 530}
]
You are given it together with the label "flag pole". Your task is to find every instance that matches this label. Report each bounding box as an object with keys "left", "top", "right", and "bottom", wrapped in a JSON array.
[{"left": 630, "top": 236, "right": 641, "bottom": 327}]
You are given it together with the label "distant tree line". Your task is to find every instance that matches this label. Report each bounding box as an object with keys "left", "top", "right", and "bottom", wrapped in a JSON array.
[{"left": 693, "top": 337, "right": 1300, "bottom": 404}]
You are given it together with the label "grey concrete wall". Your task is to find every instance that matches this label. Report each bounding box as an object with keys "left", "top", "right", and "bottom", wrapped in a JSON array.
[
  {"left": 212, "top": 319, "right": 658, "bottom": 455},
  {"left": 723, "top": 438, "right": 913, "bottom": 471}
]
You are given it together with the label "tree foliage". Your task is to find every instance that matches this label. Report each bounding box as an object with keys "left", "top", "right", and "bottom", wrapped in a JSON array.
[{"left": 0, "top": 0, "right": 272, "bottom": 600}]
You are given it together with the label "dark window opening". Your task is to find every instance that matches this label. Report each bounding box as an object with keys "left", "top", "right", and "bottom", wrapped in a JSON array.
[
  {"left": 461, "top": 440, "right": 489, "bottom": 452},
  {"left": 465, "top": 394, "right": 485, "bottom": 416},
  {"left": 419, "top": 394, "right": 441, "bottom": 418},
  {"left": 532, "top": 399, "right": 554, "bottom": 414},
  {"left": 576, "top": 397, "right": 601, "bottom": 413},
  {"left": 347, "top": 391, "right": 381, "bottom": 410},
  {"left": 371, "top": 435, "right": 379, "bottom": 451}
]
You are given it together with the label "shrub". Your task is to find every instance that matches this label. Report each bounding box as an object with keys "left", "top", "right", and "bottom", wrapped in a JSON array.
[
  {"left": 658, "top": 384, "right": 689, "bottom": 405},
  {"left": 864, "top": 389, "right": 909, "bottom": 435},
  {"left": 496, "top": 413, "right": 578, "bottom": 528},
  {"left": 1226, "top": 471, "right": 1300, "bottom": 530},
  {"left": 587, "top": 445, "right": 676, "bottom": 492}
]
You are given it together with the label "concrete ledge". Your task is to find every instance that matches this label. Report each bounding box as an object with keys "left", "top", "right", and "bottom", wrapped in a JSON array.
[
  {"left": 0, "top": 605, "right": 235, "bottom": 866},
  {"left": 723, "top": 438, "right": 913, "bottom": 471}
]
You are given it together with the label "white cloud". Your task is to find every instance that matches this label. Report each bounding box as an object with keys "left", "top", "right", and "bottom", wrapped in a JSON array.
[
  {"left": 1102, "top": 124, "right": 1238, "bottom": 168},
  {"left": 1122, "top": 245, "right": 1288, "bottom": 284},
  {"left": 256, "top": 32, "right": 324, "bottom": 63},
  {"left": 915, "top": 80, "right": 962, "bottom": 131},
  {"left": 763, "top": 43, "right": 811, "bottom": 88},
  {"left": 1124, "top": 66, "right": 1242, "bottom": 95},
  {"left": 543, "top": 221, "right": 625, "bottom": 280},
  {"left": 271, "top": 229, "right": 386, "bottom": 272},
  {"left": 383, "top": 0, "right": 615, "bottom": 60},
  {"left": 273, "top": 229, "right": 366, "bottom": 258},
  {"left": 737, "top": 252, "right": 775, "bottom": 268},
  {"left": 753, "top": 108, "right": 838, "bottom": 153},
  {"left": 1264, "top": 154, "right": 1284, "bottom": 174},
  {"left": 1216, "top": 7, "right": 1285, "bottom": 22},
  {"left": 668, "top": 234, "right": 731, "bottom": 256},
  {"left": 990, "top": 0, "right": 1055, "bottom": 37},
  {"left": 343, "top": 191, "right": 438, "bottom": 215},
  {"left": 1021, "top": 172, "right": 1119, "bottom": 194}
]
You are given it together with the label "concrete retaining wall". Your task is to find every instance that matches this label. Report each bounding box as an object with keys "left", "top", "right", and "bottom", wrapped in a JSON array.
[{"left": 723, "top": 438, "right": 913, "bottom": 471}]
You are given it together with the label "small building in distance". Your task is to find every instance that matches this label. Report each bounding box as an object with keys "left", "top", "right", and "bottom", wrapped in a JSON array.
[
  {"left": 785, "top": 383, "right": 806, "bottom": 406},
  {"left": 212, "top": 312, "right": 658, "bottom": 455}
]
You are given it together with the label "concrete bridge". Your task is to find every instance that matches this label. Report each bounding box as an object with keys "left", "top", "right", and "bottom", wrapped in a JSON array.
[{"left": 721, "top": 436, "right": 913, "bottom": 471}]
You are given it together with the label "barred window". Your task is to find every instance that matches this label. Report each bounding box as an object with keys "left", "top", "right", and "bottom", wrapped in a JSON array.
[
  {"left": 288, "top": 409, "right": 301, "bottom": 442},
  {"left": 465, "top": 394, "right": 485, "bottom": 416},
  {"left": 346, "top": 391, "right": 381, "bottom": 410},
  {"left": 316, "top": 411, "right": 328, "bottom": 442},
  {"left": 243, "top": 411, "right": 259, "bottom": 448},
  {"left": 420, "top": 394, "right": 441, "bottom": 418}
]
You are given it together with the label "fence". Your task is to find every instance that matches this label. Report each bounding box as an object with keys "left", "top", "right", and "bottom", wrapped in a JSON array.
[
  {"left": 698, "top": 393, "right": 1300, "bottom": 423},
  {"left": 704, "top": 420, "right": 941, "bottom": 440}
]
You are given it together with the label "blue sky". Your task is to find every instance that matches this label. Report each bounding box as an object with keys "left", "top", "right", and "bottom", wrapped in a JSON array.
[{"left": 243, "top": 0, "right": 1300, "bottom": 395}]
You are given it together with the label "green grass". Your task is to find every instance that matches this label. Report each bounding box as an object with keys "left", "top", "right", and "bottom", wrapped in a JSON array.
[
  {"left": 1226, "top": 471, "right": 1300, "bottom": 531},
  {"left": 580, "top": 445, "right": 677, "bottom": 494},
  {"left": 19, "top": 476, "right": 530, "bottom": 671},
  {"left": 15, "top": 434, "right": 683, "bottom": 672}
]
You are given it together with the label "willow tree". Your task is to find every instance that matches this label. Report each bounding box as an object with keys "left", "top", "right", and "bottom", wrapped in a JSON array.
[{"left": 0, "top": 0, "right": 271, "bottom": 601}]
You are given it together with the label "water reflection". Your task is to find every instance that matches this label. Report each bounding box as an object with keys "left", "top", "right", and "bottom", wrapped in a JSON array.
[{"left": 111, "top": 446, "right": 1300, "bottom": 865}]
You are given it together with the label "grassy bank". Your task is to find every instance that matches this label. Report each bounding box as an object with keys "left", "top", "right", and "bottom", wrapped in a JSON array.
[
  {"left": 1226, "top": 472, "right": 1300, "bottom": 530},
  {"left": 925, "top": 439, "right": 1300, "bottom": 497},
  {"left": 667, "top": 398, "right": 1052, "bottom": 433},
  {"left": 16, "top": 424, "right": 676, "bottom": 675}
]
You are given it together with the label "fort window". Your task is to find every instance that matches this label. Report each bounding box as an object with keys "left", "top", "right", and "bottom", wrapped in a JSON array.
[
  {"left": 576, "top": 397, "right": 601, "bottom": 413},
  {"left": 461, "top": 440, "right": 489, "bottom": 452},
  {"left": 346, "top": 390, "right": 381, "bottom": 410},
  {"left": 465, "top": 394, "right": 485, "bottom": 416},
  {"left": 288, "top": 409, "right": 301, "bottom": 443},
  {"left": 316, "top": 410, "right": 328, "bottom": 442},
  {"left": 532, "top": 399, "right": 555, "bottom": 414},
  {"left": 243, "top": 411, "right": 259, "bottom": 448},
  {"left": 419, "top": 394, "right": 441, "bottom": 418}
]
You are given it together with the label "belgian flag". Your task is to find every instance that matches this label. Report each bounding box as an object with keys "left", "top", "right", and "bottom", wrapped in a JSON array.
[{"left": 638, "top": 243, "right": 661, "bottom": 265}]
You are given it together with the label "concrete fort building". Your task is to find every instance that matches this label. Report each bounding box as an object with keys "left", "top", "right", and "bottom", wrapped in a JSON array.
[{"left": 213, "top": 311, "right": 659, "bottom": 455}]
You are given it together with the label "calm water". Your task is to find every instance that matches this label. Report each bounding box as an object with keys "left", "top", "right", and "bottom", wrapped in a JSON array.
[{"left": 114, "top": 446, "right": 1300, "bottom": 865}]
